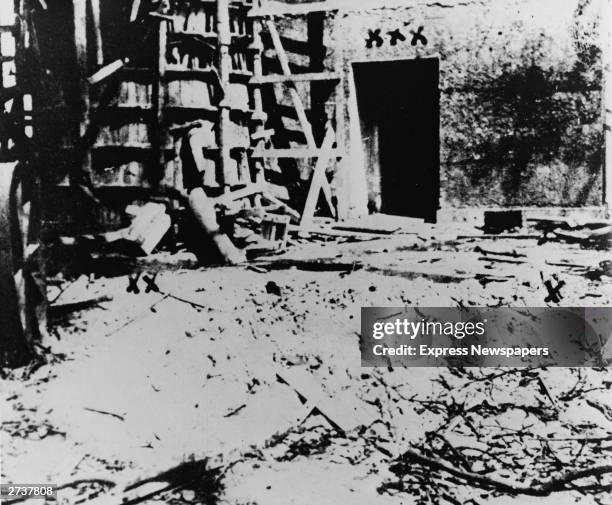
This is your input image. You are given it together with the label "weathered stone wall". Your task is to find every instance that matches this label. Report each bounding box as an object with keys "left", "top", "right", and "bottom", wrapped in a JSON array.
[{"left": 331, "top": 0, "right": 604, "bottom": 214}]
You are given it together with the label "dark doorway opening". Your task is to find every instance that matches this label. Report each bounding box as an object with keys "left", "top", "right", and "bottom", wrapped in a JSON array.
[{"left": 353, "top": 58, "right": 440, "bottom": 222}]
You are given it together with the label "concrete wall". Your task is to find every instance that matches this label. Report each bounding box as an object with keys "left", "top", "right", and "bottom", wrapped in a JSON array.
[{"left": 329, "top": 0, "right": 605, "bottom": 217}]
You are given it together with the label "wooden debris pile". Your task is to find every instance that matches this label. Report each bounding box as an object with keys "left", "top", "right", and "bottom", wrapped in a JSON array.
[
  {"left": 377, "top": 367, "right": 612, "bottom": 502},
  {"left": 530, "top": 217, "right": 612, "bottom": 248}
]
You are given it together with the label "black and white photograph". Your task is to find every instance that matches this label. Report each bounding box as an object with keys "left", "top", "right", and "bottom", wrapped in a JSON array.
[{"left": 1, "top": 0, "right": 612, "bottom": 503}]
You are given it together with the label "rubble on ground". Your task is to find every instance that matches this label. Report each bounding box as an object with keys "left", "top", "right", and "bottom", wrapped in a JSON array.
[{"left": 2, "top": 216, "right": 612, "bottom": 505}]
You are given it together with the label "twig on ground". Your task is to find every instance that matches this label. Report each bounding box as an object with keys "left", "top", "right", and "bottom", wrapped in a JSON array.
[
  {"left": 84, "top": 408, "right": 126, "bottom": 421},
  {"left": 224, "top": 404, "right": 247, "bottom": 418},
  {"left": 396, "top": 449, "right": 612, "bottom": 496}
]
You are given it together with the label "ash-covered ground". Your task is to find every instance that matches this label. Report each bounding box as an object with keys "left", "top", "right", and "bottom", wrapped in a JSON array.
[{"left": 2, "top": 221, "right": 612, "bottom": 505}]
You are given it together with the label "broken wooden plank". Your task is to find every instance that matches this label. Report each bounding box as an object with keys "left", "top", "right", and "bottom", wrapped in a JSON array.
[
  {"left": 478, "top": 256, "right": 526, "bottom": 265},
  {"left": 213, "top": 183, "right": 266, "bottom": 206},
  {"left": 332, "top": 223, "right": 400, "bottom": 235},
  {"left": 554, "top": 225, "right": 612, "bottom": 242},
  {"left": 474, "top": 246, "right": 527, "bottom": 258},
  {"left": 85, "top": 203, "right": 170, "bottom": 256},
  {"left": 253, "top": 258, "right": 363, "bottom": 273},
  {"left": 544, "top": 260, "right": 589, "bottom": 269},
  {"left": 290, "top": 225, "right": 385, "bottom": 241},
  {"left": 49, "top": 295, "right": 113, "bottom": 315},
  {"left": 265, "top": 182, "right": 289, "bottom": 201},
  {"left": 88, "top": 59, "right": 127, "bottom": 85},
  {"left": 124, "top": 203, "right": 172, "bottom": 255},
  {"left": 528, "top": 217, "right": 611, "bottom": 230},
  {"left": 276, "top": 367, "right": 375, "bottom": 433},
  {"left": 475, "top": 274, "right": 512, "bottom": 286}
]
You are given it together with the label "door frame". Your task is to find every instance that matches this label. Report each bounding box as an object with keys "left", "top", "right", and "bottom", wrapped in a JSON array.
[{"left": 349, "top": 55, "right": 441, "bottom": 222}]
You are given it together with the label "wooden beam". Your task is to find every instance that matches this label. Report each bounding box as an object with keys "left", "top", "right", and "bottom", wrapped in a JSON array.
[
  {"left": 89, "top": 0, "right": 104, "bottom": 66},
  {"left": 73, "top": 0, "right": 88, "bottom": 135},
  {"left": 251, "top": 17, "right": 267, "bottom": 198},
  {"left": 129, "top": 0, "right": 142, "bottom": 22},
  {"left": 290, "top": 225, "right": 383, "bottom": 241},
  {"left": 152, "top": 18, "right": 168, "bottom": 187},
  {"left": 73, "top": 0, "right": 92, "bottom": 185},
  {"left": 250, "top": 128, "right": 275, "bottom": 141},
  {"left": 164, "top": 65, "right": 252, "bottom": 83},
  {"left": 300, "top": 126, "right": 336, "bottom": 226},
  {"left": 217, "top": 0, "right": 236, "bottom": 188},
  {"left": 249, "top": 71, "right": 341, "bottom": 85},
  {"left": 251, "top": 147, "right": 342, "bottom": 158},
  {"left": 88, "top": 59, "right": 126, "bottom": 85},
  {"left": 308, "top": 10, "right": 327, "bottom": 144}
]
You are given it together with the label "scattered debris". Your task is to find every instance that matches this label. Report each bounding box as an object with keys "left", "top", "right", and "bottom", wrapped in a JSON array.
[
  {"left": 49, "top": 295, "right": 113, "bottom": 315},
  {"left": 392, "top": 448, "right": 612, "bottom": 497},
  {"left": 530, "top": 217, "right": 612, "bottom": 248},
  {"left": 261, "top": 214, "right": 291, "bottom": 249},
  {"left": 276, "top": 367, "right": 375, "bottom": 433},
  {"left": 61, "top": 459, "right": 223, "bottom": 505},
  {"left": 118, "top": 203, "right": 172, "bottom": 256},
  {"left": 257, "top": 259, "right": 364, "bottom": 273},
  {"left": 552, "top": 226, "right": 612, "bottom": 247}
]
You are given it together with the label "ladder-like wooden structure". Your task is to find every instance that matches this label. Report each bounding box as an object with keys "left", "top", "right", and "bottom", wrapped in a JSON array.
[
  {"left": 248, "top": 0, "right": 344, "bottom": 224},
  {"left": 82, "top": 0, "right": 344, "bottom": 224}
]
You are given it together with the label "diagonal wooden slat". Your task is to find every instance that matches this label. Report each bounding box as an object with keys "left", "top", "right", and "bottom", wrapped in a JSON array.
[
  {"left": 300, "top": 125, "right": 336, "bottom": 226},
  {"left": 264, "top": 19, "right": 336, "bottom": 218},
  {"left": 264, "top": 19, "right": 317, "bottom": 148}
]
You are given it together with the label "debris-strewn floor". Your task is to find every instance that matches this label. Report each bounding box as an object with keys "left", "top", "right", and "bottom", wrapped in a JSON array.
[{"left": 2, "top": 222, "right": 612, "bottom": 505}]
